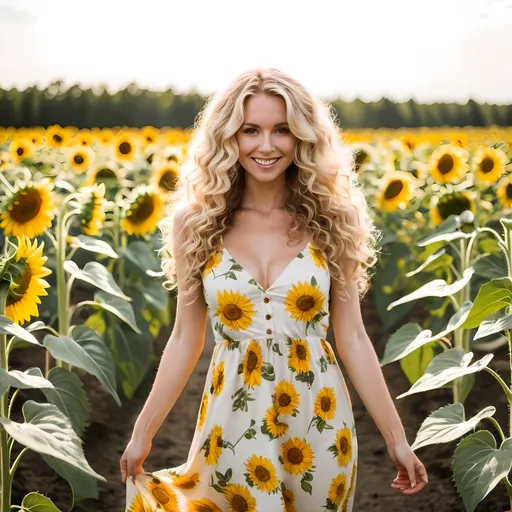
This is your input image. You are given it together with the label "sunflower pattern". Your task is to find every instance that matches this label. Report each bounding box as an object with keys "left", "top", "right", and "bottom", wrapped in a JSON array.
[{"left": 126, "top": 237, "right": 358, "bottom": 511}]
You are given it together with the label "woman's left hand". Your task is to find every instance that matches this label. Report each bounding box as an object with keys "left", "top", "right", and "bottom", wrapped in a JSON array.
[{"left": 388, "top": 440, "right": 428, "bottom": 495}]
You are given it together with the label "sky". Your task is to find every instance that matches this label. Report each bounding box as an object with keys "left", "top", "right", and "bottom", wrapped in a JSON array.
[{"left": 0, "top": 0, "right": 511, "bottom": 104}]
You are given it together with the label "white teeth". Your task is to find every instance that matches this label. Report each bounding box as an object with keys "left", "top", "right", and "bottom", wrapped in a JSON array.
[{"left": 254, "top": 158, "right": 279, "bottom": 165}]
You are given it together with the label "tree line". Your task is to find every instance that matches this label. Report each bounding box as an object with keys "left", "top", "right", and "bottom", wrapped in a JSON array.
[{"left": 0, "top": 81, "right": 510, "bottom": 129}]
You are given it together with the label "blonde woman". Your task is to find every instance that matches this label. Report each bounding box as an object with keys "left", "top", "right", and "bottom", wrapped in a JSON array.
[{"left": 120, "top": 67, "right": 428, "bottom": 511}]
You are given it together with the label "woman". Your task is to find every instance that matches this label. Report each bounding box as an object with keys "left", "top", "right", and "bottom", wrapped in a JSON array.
[{"left": 121, "top": 67, "right": 428, "bottom": 511}]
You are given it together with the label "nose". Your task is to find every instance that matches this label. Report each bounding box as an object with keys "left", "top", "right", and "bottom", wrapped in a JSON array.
[{"left": 259, "top": 132, "right": 275, "bottom": 153}]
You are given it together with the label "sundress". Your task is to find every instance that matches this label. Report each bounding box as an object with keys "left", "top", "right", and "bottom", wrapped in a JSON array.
[{"left": 125, "top": 236, "right": 358, "bottom": 512}]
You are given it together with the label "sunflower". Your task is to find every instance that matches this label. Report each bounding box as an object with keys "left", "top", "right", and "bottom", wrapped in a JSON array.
[
  {"left": 320, "top": 338, "right": 336, "bottom": 364},
  {"left": 351, "top": 143, "right": 376, "bottom": 173},
  {"left": 242, "top": 340, "right": 263, "bottom": 387},
  {"left": 120, "top": 185, "right": 165, "bottom": 236},
  {"left": 204, "top": 424, "right": 224, "bottom": 465},
  {"left": 281, "top": 484, "right": 296, "bottom": 512},
  {"left": 79, "top": 183, "right": 106, "bottom": 236},
  {"left": 497, "top": 177, "right": 512, "bottom": 208},
  {"left": 284, "top": 281, "right": 325, "bottom": 323},
  {"left": 72, "top": 130, "right": 94, "bottom": 147},
  {"left": 187, "top": 497, "right": 222, "bottom": 512},
  {"left": 142, "top": 126, "right": 160, "bottom": 146},
  {"left": 223, "top": 483, "right": 257, "bottom": 512},
  {"left": 280, "top": 437, "right": 314, "bottom": 475},
  {"left": 263, "top": 406, "right": 289, "bottom": 438},
  {"left": 203, "top": 248, "right": 223, "bottom": 279},
  {"left": 172, "top": 472, "right": 200, "bottom": 490},
  {"left": 147, "top": 475, "right": 179, "bottom": 511},
  {"left": 98, "top": 128, "right": 115, "bottom": 145},
  {"left": 308, "top": 243, "right": 327, "bottom": 270},
  {"left": 0, "top": 179, "right": 56, "bottom": 238},
  {"left": 214, "top": 290, "right": 256, "bottom": 331},
  {"left": 5, "top": 235, "right": 51, "bottom": 325},
  {"left": 273, "top": 380, "right": 300, "bottom": 416},
  {"left": 431, "top": 191, "right": 475, "bottom": 227},
  {"left": 68, "top": 146, "right": 94, "bottom": 173},
  {"left": 198, "top": 391, "right": 208, "bottom": 431},
  {"left": 82, "top": 164, "right": 122, "bottom": 187},
  {"left": 211, "top": 361, "right": 225, "bottom": 396},
  {"left": 244, "top": 454, "right": 279, "bottom": 493},
  {"left": 327, "top": 473, "right": 347, "bottom": 507},
  {"left": 427, "top": 144, "right": 468, "bottom": 184},
  {"left": 9, "top": 138, "right": 35, "bottom": 163},
  {"left": 287, "top": 339, "right": 311, "bottom": 374},
  {"left": 314, "top": 387, "right": 337, "bottom": 421},
  {"left": 472, "top": 146, "right": 508, "bottom": 184},
  {"left": 150, "top": 164, "right": 180, "bottom": 194},
  {"left": 377, "top": 171, "right": 416, "bottom": 212},
  {"left": 341, "top": 462, "right": 357, "bottom": 510},
  {"left": 45, "top": 125, "right": 72, "bottom": 148},
  {"left": 127, "top": 492, "right": 151, "bottom": 512},
  {"left": 113, "top": 132, "right": 137, "bottom": 162},
  {"left": 334, "top": 427, "right": 353, "bottom": 467}
]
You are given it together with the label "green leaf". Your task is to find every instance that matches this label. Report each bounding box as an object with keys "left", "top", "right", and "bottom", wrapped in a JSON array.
[
  {"left": 63, "top": 261, "right": 130, "bottom": 300},
  {"left": 411, "top": 403, "right": 496, "bottom": 450},
  {"left": 417, "top": 216, "right": 467, "bottom": 246},
  {"left": 77, "top": 290, "right": 141, "bottom": 334},
  {"left": 43, "top": 327, "right": 120, "bottom": 406},
  {"left": 21, "top": 492, "right": 63, "bottom": 511},
  {"left": 0, "top": 315, "right": 40, "bottom": 345},
  {"left": 396, "top": 348, "right": 493, "bottom": 399},
  {"left": 387, "top": 268, "right": 474, "bottom": 310},
  {"left": 121, "top": 241, "right": 161, "bottom": 276},
  {"left": 405, "top": 249, "right": 451, "bottom": 277},
  {"left": 473, "top": 254, "right": 507, "bottom": 280},
  {"left": 461, "top": 277, "right": 512, "bottom": 329},
  {"left": 474, "top": 310, "right": 512, "bottom": 340},
  {"left": 0, "top": 401, "right": 105, "bottom": 481},
  {"left": 399, "top": 343, "right": 436, "bottom": 385},
  {"left": 452, "top": 431, "right": 512, "bottom": 512},
  {"left": 43, "top": 367, "right": 91, "bottom": 438},
  {"left": 0, "top": 367, "right": 54, "bottom": 396},
  {"left": 73, "top": 235, "right": 119, "bottom": 259}
]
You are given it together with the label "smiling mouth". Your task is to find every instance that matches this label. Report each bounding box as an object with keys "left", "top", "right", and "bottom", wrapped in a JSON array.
[{"left": 252, "top": 157, "right": 282, "bottom": 166}]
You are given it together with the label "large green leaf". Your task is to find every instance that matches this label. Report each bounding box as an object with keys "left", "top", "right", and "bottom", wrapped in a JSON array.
[
  {"left": 474, "top": 310, "right": 512, "bottom": 340},
  {"left": 473, "top": 254, "right": 507, "bottom": 280},
  {"left": 461, "top": 277, "right": 512, "bottom": 329},
  {"left": 121, "top": 241, "right": 161, "bottom": 276},
  {"left": 387, "top": 268, "right": 474, "bottom": 310},
  {"left": 381, "top": 301, "right": 472, "bottom": 365},
  {"left": 0, "top": 401, "right": 105, "bottom": 481},
  {"left": 42, "top": 367, "right": 91, "bottom": 438},
  {"left": 76, "top": 290, "right": 141, "bottom": 334},
  {"left": 43, "top": 327, "right": 121, "bottom": 406},
  {"left": 21, "top": 492, "right": 62, "bottom": 511},
  {"left": 399, "top": 343, "right": 436, "bottom": 385},
  {"left": 0, "top": 367, "right": 54, "bottom": 396},
  {"left": 0, "top": 315, "right": 40, "bottom": 345},
  {"left": 417, "top": 215, "right": 460, "bottom": 246},
  {"left": 396, "top": 348, "right": 493, "bottom": 399},
  {"left": 418, "top": 231, "right": 473, "bottom": 246},
  {"left": 411, "top": 403, "right": 496, "bottom": 450},
  {"left": 63, "top": 261, "right": 130, "bottom": 300},
  {"left": 73, "top": 235, "right": 119, "bottom": 259},
  {"left": 405, "top": 249, "right": 452, "bottom": 277},
  {"left": 452, "top": 431, "right": 512, "bottom": 512}
]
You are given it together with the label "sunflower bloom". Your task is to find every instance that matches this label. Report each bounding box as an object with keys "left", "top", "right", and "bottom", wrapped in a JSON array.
[
  {"left": 172, "top": 472, "right": 200, "bottom": 490},
  {"left": 203, "top": 248, "right": 223, "bottom": 279},
  {"left": 308, "top": 243, "right": 327, "bottom": 270},
  {"left": 288, "top": 339, "right": 311, "bottom": 374},
  {"left": 45, "top": 125, "right": 72, "bottom": 148},
  {"left": 204, "top": 425, "right": 223, "bottom": 466},
  {"left": 0, "top": 179, "right": 56, "bottom": 238},
  {"left": 68, "top": 146, "right": 94, "bottom": 174},
  {"left": 242, "top": 340, "right": 263, "bottom": 387},
  {"left": 431, "top": 192, "right": 476, "bottom": 226},
  {"left": 197, "top": 392, "right": 208, "bottom": 431},
  {"left": 147, "top": 475, "right": 179, "bottom": 511},
  {"left": 211, "top": 361, "right": 225, "bottom": 396},
  {"left": 314, "top": 386, "right": 337, "bottom": 421},
  {"left": 120, "top": 186, "right": 165, "bottom": 236},
  {"left": 334, "top": 427, "right": 353, "bottom": 467},
  {"left": 497, "top": 177, "right": 512, "bottom": 208},
  {"left": 79, "top": 183, "right": 106, "bottom": 236},
  {"left": 427, "top": 144, "right": 468, "bottom": 184},
  {"left": 327, "top": 473, "right": 348, "bottom": 507},
  {"left": 5, "top": 235, "right": 51, "bottom": 325},
  {"left": 150, "top": 164, "right": 180, "bottom": 194},
  {"left": 223, "top": 483, "right": 257, "bottom": 512},
  {"left": 284, "top": 281, "right": 325, "bottom": 323},
  {"left": 273, "top": 380, "right": 300, "bottom": 416},
  {"left": 281, "top": 484, "right": 296, "bottom": 512},
  {"left": 377, "top": 171, "right": 416, "bottom": 212},
  {"left": 263, "top": 406, "right": 289, "bottom": 438},
  {"left": 187, "top": 497, "right": 222, "bottom": 512},
  {"left": 280, "top": 437, "right": 314, "bottom": 475},
  {"left": 472, "top": 145, "right": 508, "bottom": 184},
  {"left": 113, "top": 132, "right": 137, "bottom": 162},
  {"left": 127, "top": 492, "right": 151, "bottom": 512},
  {"left": 214, "top": 290, "right": 256, "bottom": 331},
  {"left": 244, "top": 454, "right": 279, "bottom": 493},
  {"left": 9, "top": 138, "right": 35, "bottom": 163}
]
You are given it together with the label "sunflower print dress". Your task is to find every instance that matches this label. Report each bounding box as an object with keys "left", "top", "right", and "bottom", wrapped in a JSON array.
[{"left": 125, "top": 237, "right": 358, "bottom": 512}]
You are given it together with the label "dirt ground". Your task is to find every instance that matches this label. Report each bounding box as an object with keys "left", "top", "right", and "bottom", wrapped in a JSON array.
[{"left": 9, "top": 294, "right": 511, "bottom": 512}]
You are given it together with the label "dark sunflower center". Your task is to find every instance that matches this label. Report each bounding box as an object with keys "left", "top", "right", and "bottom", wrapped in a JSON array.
[
  {"left": 321, "top": 396, "right": 331, "bottom": 411},
  {"left": 196, "top": 506, "right": 213, "bottom": 512},
  {"left": 355, "top": 151, "right": 369, "bottom": 170},
  {"left": 255, "top": 465, "right": 271, "bottom": 482},
  {"left": 216, "top": 370, "right": 224, "bottom": 389},
  {"left": 287, "top": 447, "right": 303, "bottom": 464},
  {"left": 97, "top": 168, "right": 116, "bottom": 179},
  {"left": 480, "top": 157, "right": 494, "bottom": 174},
  {"left": 9, "top": 188, "right": 42, "bottom": 223},
  {"left": 232, "top": 495, "right": 248, "bottom": 512},
  {"left": 160, "top": 171, "right": 178, "bottom": 191},
  {"left": 16, "top": 147, "right": 24, "bottom": 157},
  {"left": 336, "top": 482, "right": 345, "bottom": 497},
  {"left": 437, "top": 194, "right": 472, "bottom": 221},
  {"left": 5, "top": 260, "right": 31, "bottom": 307},
  {"left": 53, "top": 134, "right": 62, "bottom": 143},
  {"left": 247, "top": 350, "right": 258, "bottom": 371},
  {"left": 223, "top": 304, "right": 242, "bottom": 321},
  {"left": 216, "top": 435, "right": 223, "bottom": 447},
  {"left": 279, "top": 394, "right": 291, "bottom": 407},
  {"left": 437, "top": 154, "right": 454, "bottom": 174},
  {"left": 506, "top": 184, "right": 512, "bottom": 199},
  {"left": 127, "top": 195, "right": 155, "bottom": 224},
  {"left": 339, "top": 436, "right": 349, "bottom": 454},
  {"left": 384, "top": 180, "right": 404, "bottom": 200},
  {"left": 296, "top": 344, "right": 307, "bottom": 360},
  {"left": 296, "top": 295, "right": 315, "bottom": 311},
  {"left": 151, "top": 487, "right": 169, "bottom": 504},
  {"left": 180, "top": 479, "right": 197, "bottom": 490},
  {"left": 119, "top": 141, "right": 132, "bottom": 155},
  {"left": 74, "top": 154, "right": 84, "bottom": 164}
]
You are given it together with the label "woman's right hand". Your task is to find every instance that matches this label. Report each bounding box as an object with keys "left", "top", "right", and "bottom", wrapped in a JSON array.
[{"left": 120, "top": 436, "right": 152, "bottom": 484}]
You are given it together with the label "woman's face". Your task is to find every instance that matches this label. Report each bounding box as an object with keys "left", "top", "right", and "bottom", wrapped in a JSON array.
[{"left": 235, "top": 93, "right": 297, "bottom": 182}]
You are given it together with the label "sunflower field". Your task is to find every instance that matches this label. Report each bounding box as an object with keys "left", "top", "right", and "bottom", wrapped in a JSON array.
[{"left": 0, "top": 124, "right": 512, "bottom": 511}]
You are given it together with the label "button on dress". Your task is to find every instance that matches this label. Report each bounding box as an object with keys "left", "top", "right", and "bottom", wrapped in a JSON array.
[{"left": 125, "top": 238, "right": 358, "bottom": 512}]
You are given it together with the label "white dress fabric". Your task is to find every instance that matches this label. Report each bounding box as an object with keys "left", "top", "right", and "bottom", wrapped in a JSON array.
[{"left": 125, "top": 237, "right": 358, "bottom": 512}]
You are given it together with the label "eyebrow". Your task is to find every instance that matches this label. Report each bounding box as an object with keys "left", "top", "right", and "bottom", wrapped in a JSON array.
[{"left": 242, "top": 122, "right": 289, "bottom": 127}]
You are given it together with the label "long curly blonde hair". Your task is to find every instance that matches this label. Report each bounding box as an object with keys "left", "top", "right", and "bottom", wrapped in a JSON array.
[{"left": 157, "top": 67, "right": 380, "bottom": 303}]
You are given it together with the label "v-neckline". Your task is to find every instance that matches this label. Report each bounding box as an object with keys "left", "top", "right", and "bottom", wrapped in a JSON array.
[{"left": 221, "top": 237, "right": 313, "bottom": 293}]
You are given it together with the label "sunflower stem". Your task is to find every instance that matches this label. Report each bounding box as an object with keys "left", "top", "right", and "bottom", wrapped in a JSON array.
[{"left": 0, "top": 174, "right": 14, "bottom": 194}]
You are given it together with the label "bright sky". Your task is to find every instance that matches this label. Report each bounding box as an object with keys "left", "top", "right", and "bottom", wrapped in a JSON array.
[{"left": 1, "top": 0, "right": 511, "bottom": 103}]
